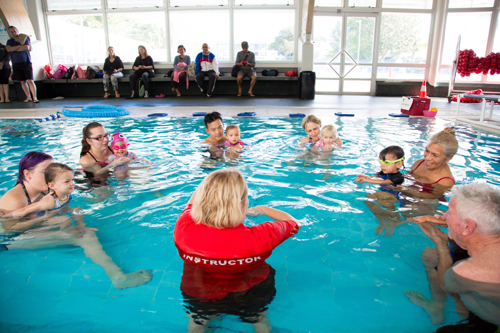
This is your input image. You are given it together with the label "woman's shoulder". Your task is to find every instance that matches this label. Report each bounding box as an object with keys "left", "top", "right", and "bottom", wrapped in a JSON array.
[
  {"left": 79, "top": 153, "right": 94, "bottom": 165},
  {"left": 0, "top": 185, "right": 26, "bottom": 212},
  {"left": 410, "top": 159, "right": 424, "bottom": 170}
]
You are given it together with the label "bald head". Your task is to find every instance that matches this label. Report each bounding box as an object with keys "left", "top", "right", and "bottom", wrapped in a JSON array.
[{"left": 202, "top": 43, "right": 210, "bottom": 55}]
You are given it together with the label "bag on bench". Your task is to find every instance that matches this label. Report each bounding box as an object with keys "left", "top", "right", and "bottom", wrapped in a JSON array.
[
  {"left": 86, "top": 65, "right": 100, "bottom": 79},
  {"left": 53, "top": 64, "right": 68, "bottom": 80},
  {"left": 62, "top": 66, "right": 75, "bottom": 80},
  {"left": 187, "top": 63, "right": 196, "bottom": 77},
  {"left": 262, "top": 69, "right": 279, "bottom": 76}
]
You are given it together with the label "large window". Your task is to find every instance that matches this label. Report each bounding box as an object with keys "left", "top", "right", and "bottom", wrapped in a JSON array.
[
  {"left": 108, "top": 12, "right": 167, "bottom": 63},
  {"left": 233, "top": 10, "right": 295, "bottom": 61},
  {"left": 45, "top": 0, "right": 296, "bottom": 65},
  {"left": 169, "top": 10, "right": 230, "bottom": 62},
  {"left": 379, "top": 13, "right": 431, "bottom": 64},
  {"left": 47, "top": 15, "right": 105, "bottom": 64}
]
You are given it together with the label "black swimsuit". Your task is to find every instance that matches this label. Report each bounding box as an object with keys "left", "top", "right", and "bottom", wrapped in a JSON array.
[{"left": 20, "top": 182, "right": 32, "bottom": 205}]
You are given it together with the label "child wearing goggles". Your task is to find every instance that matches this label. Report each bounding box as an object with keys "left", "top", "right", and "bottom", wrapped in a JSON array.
[
  {"left": 355, "top": 146, "right": 405, "bottom": 185},
  {"left": 108, "top": 133, "right": 150, "bottom": 175}
]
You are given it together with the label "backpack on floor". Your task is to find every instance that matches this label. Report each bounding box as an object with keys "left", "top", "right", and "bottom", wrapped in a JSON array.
[
  {"left": 136, "top": 79, "right": 145, "bottom": 98},
  {"left": 86, "top": 65, "right": 100, "bottom": 79}
]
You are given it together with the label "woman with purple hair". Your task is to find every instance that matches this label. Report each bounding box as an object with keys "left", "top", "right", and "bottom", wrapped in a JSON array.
[
  {"left": 0, "top": 151, "right": 53, "bottom": 215},
  {"left": 0, "top": 152, "right": 153, "bottom": 289}
]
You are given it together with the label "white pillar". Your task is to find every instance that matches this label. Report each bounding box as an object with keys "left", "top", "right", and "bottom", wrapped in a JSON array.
[{"left": 428, "top": 0, "right": 448, "bottom": 86}]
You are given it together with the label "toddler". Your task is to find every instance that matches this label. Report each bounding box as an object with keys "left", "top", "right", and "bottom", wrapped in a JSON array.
[
  {"left": 312, "top": 125, "right": 339, "bottom": 152},
  {"left": 224, "top": 125, "right": 245, "bottom": 150},
  {"left": 355, "top": 145, "right": 405, "bottom": 185},
  {"left": 9, "top": 163, "right": 74, "bottom": 218}
]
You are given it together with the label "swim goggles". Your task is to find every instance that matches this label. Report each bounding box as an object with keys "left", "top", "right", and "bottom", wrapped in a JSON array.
[
  {"left": 112, "top": 143, "right": 128, "bottom": 150},
  {"left": 379, "top": 156, "right": 404, "bottom": 166}
]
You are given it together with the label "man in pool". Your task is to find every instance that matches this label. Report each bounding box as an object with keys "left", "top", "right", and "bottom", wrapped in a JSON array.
[
  {"left": 406, "top": 183, "right": 500, "bottom": 329},
  {"left": 202, "top": 112, "right": 225, "bottom": 146}
]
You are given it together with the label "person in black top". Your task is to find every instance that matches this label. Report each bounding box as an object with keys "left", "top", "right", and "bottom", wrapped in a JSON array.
[
  {"left": 102, "top": 46, "right": 124, "bottom": 99},
  {"left": 0, "top": 42, "right": 11, "bottom": 103},
  {"left": 127, "top": 45, "right": 154, "bottom": 99}
]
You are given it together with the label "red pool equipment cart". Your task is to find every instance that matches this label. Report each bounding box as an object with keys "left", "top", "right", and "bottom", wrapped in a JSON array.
[{"left": 400, "top": 96, "right": 431, "bottom": 116}]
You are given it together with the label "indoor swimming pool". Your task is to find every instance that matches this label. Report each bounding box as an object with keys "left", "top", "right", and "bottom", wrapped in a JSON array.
[{"left": 0, "top": 116, "right": 499, "bottom": 332}]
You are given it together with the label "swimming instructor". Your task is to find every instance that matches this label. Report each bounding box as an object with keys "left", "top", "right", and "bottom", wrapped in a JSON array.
[{"left": 174, "top": 168, "right": 301, "bottom": 331}]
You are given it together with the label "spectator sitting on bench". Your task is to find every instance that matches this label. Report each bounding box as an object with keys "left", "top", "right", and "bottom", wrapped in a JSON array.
[
  {"left": 236, "top": 41, "right": 257, "bottom": 97},
  {"left": 195, "top": 43, "right": 219, "bottom": 98},
  {"left": 128, "top": 45, "right": 154, "bottom": 99},
  {"left": 103, "top": 46, "right": 124, "bottom": 99}
]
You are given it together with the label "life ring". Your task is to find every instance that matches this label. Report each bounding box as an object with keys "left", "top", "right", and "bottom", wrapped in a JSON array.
[{"left": 62, "top": 105, "right": 129, "bottom": 118}]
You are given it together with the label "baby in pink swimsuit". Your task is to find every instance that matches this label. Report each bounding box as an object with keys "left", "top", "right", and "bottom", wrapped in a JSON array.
[{"left": 312, "top": 125, "right": 338, "bottom": 152}]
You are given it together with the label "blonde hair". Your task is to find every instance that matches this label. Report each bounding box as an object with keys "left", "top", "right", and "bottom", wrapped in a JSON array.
[
  {"left": 301, "top": 115, "right": 322, "bottom": 130},
  {"left": 428, "top": 127, "right": 458, "bottom": 158},
  {"left": 320, "top": 125, "right": 337, "bottom": 139},
  {"left": 191, "top": 168, "right": 248, "bottom": 229},
  {"left": 226, "top": 125, "right": 239, "bottom": 134}
]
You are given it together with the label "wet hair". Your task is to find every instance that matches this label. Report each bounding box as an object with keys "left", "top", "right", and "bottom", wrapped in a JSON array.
[
  {"left": 80, "top": 122, "right": 104, "bottom": 157},
  {"left": 44, "top": 163, "right": 73, "bottom": 198},
  {"left": 452, "top": 183, "right": 500, "bottom": 235},
  {"left": 379, "top": 146, "right": 405, "bottom": 161},
  {"left": 177, "top": 45, "right": 186, "bottom": 52},
  {"left": 301, "top": 115, "right": 321, "bottom": 130},
  {"left": 226, "top": 125, "right": 239, "bottom": 134},
  {"left": 320, "top": 125, "right": 337, "bottom": 139},
  {"left": 428, "top": 127, "right": 458, "bottom": 158},
  {"left": 191, "top": 168, "right": 248, "bottom": 229},
  {"left": 138, "top": 45, "right": 149, "bottom": 57},
  {"left": 16, "top": 152, "right": 53, "bottom": 186},
  {"left": 204, "top": 112, "right": 223, "bottom": 128}
]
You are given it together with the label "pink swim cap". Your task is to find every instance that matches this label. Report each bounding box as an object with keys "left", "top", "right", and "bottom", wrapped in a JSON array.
[{"left": 111, "top": 132, "right": 129, "bottom": 148}]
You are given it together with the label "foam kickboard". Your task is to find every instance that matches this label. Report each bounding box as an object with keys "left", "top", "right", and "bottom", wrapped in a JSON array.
[
  {"left": 289, "top": 113, "right": 306, "bottom": 118},
  {"left": 389, "top": 113, "right": 409, "bottom": 117},
  {"left": 147, "top": 113, "right": 169, "bottom": 117},
  {"left": 238, "top": 112, "right": 257, "bottom": 117},
  {"left": 335, "top": 112, "right": 354, "bottom": 117},
  {"left": 193, "top": 112, "right": 208, "bottom": 117}
]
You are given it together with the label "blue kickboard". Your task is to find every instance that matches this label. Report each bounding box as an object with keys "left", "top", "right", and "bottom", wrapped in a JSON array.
[
  {"left": 193, "top": 112, "right": 208, "bottom": 117},
  {"left": 389, "top": 113, "right": 409, "bottom": 117},
  {"left": 289, "top": 113, "right": 306, "bottom": 118},
  {"left": 148, "top": 113, "right": 169, "bottom": 117},
  {"left": 335, "top": 112, "right": 354, "bottom": 117},
  {"left": 238, "top": 112, "right": 256, "bottom": 117}
]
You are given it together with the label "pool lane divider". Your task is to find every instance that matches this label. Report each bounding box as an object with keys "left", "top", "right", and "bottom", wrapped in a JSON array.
[
  {"left": 389, "top": 113, "right": 409, "bottom": 117},
  {"left": 289, "top": 113, "right": 306, "bottom": 118},
  {"left": 335, "top": 112, "right": 354, "bottom": 117},
  {"left": 62, "top": 105, "right": 129, "bottom": 118},
  {"left": 193, "top": 112, "right": 207, "bottom": 117},
  {"left": 238, "top": 112, "right": 256, "bottom": 117},
  {"left": 148, "top": 113, "right": 168, "bottom": 117},
  {"left": 33, "top": 114, "right": 61, "bottom": 123}
]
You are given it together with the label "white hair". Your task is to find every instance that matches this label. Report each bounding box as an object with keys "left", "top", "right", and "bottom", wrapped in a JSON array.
[{"left": 452, "top": 183, "right": 500, "bottom": 235}]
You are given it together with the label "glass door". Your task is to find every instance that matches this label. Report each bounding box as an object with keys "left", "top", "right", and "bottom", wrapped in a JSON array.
[{"left": 313, "top": 13, "right": 377, "bottom": 94}]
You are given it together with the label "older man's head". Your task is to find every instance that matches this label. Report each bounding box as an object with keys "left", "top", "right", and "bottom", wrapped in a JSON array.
[{"left": 445, "top": 183, "right": 500, "bottom": 247}]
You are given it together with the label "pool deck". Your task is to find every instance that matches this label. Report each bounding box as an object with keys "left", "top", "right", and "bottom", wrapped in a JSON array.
[{"left": 0, "top": 95, "right": 499, "bottom": 133}]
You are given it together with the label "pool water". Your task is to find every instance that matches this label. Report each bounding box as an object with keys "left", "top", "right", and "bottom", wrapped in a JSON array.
[{"left": 1, "top": 116, "right": 499, "bottom": 332}]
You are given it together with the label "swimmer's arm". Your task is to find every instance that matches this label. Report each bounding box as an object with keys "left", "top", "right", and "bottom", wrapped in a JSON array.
[
  {"left": 420, "top": 223, "right": 454, "bottom": 287},
  {"left": 5, "top": 196, "right": 55, "bottom": 218},
  {"left": 334, "top": 137, "right": 343, "bottom": 147},
  {"left": 408, "top": 215, "right": 447, "bottom": 226},
  {"left": 354, "top": 174, "right": 392, "bottom": 184},
  {"left": 247, "top": 206, "right": 302, "bottom": 228},
  {"left": 299, "top": 137, "right": 310, "bottom": 144}
]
